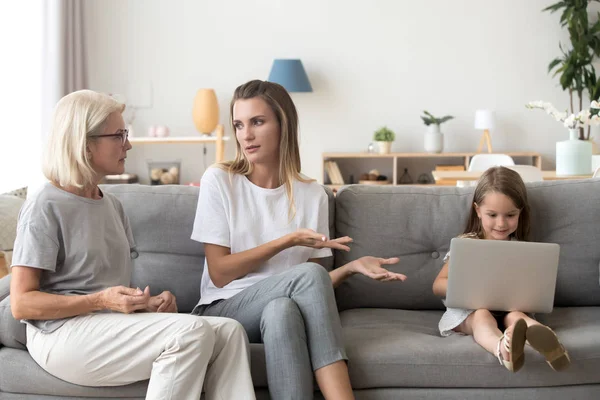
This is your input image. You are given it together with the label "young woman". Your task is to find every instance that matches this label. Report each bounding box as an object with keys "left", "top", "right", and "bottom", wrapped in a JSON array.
[{"left": 191, "top": 80, "right": 406, "bottom": 399}]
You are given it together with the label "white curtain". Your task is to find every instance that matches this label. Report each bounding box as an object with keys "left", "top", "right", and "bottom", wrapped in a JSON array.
[
  {"left": 42, "top": 0, "right": 88, "bottom": 132},
  {"left": 29, "top": 0, "right": 89, "bottom": 195}
]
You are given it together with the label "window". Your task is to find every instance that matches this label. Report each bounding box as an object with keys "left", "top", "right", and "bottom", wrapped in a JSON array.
[{"left": 0, "top": 2, "right": 43, "bottom": 193}]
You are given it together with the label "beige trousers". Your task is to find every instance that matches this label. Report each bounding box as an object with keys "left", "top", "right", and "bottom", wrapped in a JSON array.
[{"left": 26, "top": 312, "right": 255, "bottom": 400}]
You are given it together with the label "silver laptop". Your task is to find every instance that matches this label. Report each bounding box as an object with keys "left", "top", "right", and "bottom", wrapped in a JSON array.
[{"left": 445, "top": 238, "right": 560, "bottom": 313}]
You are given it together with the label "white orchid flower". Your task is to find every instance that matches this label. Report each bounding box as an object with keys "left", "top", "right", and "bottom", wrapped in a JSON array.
[
  {"left": 590, "top": 100, "right": 600, "bottom": 109},
  {"left": 563, "top": 114, "right": 576, "bottom": 129}
]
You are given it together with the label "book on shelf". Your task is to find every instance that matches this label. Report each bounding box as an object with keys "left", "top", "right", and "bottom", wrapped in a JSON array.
[
  {"left": 434, "top": 165, "right": 464, "bottom": 186},
  {"left": 435, "top": 164, "right": 465, "bottom": 171},
  {"left": 434, "top": 165, "right": 464, "bottom": 185},
  {"left": 325, "top": 161, "right": 345, "bottom": 185}
]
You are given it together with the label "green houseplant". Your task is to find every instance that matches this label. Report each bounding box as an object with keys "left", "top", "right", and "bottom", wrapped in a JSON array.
[
  {"left": 373, "top": 126, "right": 395, "bottom": 154},
  {"left": 420, "top": 110, "right": 454, "bottom": 127},
  {"left": 545, "top": 0, "right": 600, "bottom": 140},
  {"left": 421, "top": 111, "right": 454, "bottom": 153}
]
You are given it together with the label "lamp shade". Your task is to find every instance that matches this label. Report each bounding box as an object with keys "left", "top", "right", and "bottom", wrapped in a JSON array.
[
  {"left": 474, "top": 109, "right": 495, "bottom": 130},
  {"left": 192, "top": 89, "right": 219, "bottom": 134},
  {"left": 267, "top": 59, "right": 312, "bottom": 92}
]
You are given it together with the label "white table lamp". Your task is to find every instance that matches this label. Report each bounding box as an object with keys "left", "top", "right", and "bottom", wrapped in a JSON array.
[{"left": 474, "top": 109, "right": 495, "bottom": 153}]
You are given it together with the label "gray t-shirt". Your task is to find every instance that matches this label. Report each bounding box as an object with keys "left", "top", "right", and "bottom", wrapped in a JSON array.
[{"left": 11, "top": 182, "right": 135, "bottom": 333}]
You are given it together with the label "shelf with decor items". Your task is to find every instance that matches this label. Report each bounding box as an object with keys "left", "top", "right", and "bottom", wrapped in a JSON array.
[
  {"left": 128, "top": 125, "right": 230, "bottom": 162},
  {"left": 322, "top": 152, "right": 542, "bottom": 189}
]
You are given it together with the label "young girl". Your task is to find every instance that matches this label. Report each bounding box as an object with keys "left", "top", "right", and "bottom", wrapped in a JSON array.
[
  {"left": 191, "top": 79, "right": 406, "bottom": 400},
  {"left": 432, "top": 166, "right": 570, "bottom": 373}
]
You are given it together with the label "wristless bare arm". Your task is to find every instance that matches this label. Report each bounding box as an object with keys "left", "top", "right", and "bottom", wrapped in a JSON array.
[
  {"left": 10, "top": 266, "right": 150, "bottom": 320},
  {"left": 432, "top": 262, "right": 449, "bottom": 297},
  {"left": 205, "top": 229, "right": 352, "bottom": 288}
]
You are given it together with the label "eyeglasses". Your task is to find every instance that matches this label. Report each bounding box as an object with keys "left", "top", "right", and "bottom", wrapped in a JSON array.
[{"left": 92, "top": 129, "right": 129, "bottom": 146}]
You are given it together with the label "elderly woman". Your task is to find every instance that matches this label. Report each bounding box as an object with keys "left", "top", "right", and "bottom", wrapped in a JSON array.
[{"left": 10, "top": 90, "right": 255, "bottom": 400}]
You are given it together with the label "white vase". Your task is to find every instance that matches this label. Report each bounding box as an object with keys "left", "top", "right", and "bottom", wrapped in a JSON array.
[
  {"left": 375, "top": 141, "right": 392, "bottom": 154},
  {"left": 424, "top": 125, "right": 444, "bottom": 153},
  {"left": 556, "top": 129, "right": 592, "bottom": 176}
]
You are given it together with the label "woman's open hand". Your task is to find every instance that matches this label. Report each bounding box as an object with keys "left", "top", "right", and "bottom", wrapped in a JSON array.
[
  {"left": 348, "top": 256, "right": 406, "bottom": 282},
  {"left": 290, "top": 229, "right": 353, "bottom": 252}
]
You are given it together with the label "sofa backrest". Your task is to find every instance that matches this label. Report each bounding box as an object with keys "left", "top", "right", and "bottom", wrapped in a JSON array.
[
  {"left": 103, "top": 184, "right": 336, "bottom": 312},
  {"left": 103, "top": 184, "right": 205, "bottom": 312},
  {"left": 333, "top": 180, "right": 600, "bottom": 311}
]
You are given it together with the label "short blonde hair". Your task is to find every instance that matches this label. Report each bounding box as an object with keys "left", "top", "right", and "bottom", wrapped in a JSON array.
[{"left": 43, "top": 90, "right": 125, "bottom": 188}]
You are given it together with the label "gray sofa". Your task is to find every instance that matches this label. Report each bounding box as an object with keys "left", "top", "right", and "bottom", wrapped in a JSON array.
[{"left": 1, "top": 180, "right": 599, "bottom": 399}]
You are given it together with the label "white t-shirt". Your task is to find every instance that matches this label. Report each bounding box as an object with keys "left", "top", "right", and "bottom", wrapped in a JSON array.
[{"left": 191, "top": 167, "right": 332, "bottom": 306}]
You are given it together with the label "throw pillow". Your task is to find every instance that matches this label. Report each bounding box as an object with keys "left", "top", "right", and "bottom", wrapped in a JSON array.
[{"left": 0, "top": 194, "right": 25, "bottom": 252}]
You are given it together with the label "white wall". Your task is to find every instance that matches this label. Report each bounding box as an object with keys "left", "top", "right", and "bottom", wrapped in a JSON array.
[{"left": 84, "top": 0, "right": 597, "bottom": 184}]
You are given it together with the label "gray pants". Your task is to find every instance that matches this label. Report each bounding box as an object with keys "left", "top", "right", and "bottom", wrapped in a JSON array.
[{"left": 193, "top": 263, "right": 348, "bottom": 400}]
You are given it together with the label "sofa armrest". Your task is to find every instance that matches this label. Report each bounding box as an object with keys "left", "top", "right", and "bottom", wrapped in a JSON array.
[{"left": 0, "top": 275, "right": 10, "bottom": 302}]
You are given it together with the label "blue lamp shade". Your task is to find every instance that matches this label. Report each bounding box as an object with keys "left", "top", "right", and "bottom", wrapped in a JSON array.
[{"left": 267, "top": 59, "right": 313, "bottom": 92}]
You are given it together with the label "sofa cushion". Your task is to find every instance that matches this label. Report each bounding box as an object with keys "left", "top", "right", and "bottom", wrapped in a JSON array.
[
  {"left": 334, "top": 180, "right": 600, "bottom": 311},
  {"left": 526, "top": 180, "right": 600, "bottom": 306},
  {"left": 341, "top": 307, "right": 600, "bottom": 389},
  {"left": 0, "top": 276, "right": 24, "bottom": 350},
  {"left": 0, "top": 343, "right": 267, "bottom": 395},
  {"left": 0, "top": 347, "right": 147, "bottom": 396},
  {"left": 334, "top": 185, "right": 472, "bottom": 311},
  {"left": 0, "top": 274, "right": 9, "bottom": 302},
  {"left": 0, "top": 194, "right": 25, "bottom": 252},
  {"left": 0, "top": 296, "right": 27, "bottom": 349}
]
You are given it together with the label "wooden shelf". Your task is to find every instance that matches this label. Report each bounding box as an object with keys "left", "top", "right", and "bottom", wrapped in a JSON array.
[
  {"left": 129, "top": 136, "right": 230, "bottom": 144},
  {"left": 323, "top": 151, "right": 541, "bottom": 159},
  {"left": 322, "top": 151, "right": 543, "bottom": 186},
  {"left": 128, "top": 125, "right": 229, "bottom": 162},
  {"left": 432, "top": 170, "right": 593, "bottom": 181}
]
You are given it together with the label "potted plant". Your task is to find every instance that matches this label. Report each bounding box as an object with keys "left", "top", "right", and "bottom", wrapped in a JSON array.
[
  {"left": 544, "top": 0, "right": 600, "bottom": 148},
  {"left": 373, "top": 126, "right": 395, "bottom": 154},
  {"left": 421, "top": 110, "right": 454, "bottom": 153},
  {"left": 526, "top": 101, "right": 599, "bottom": 175}
]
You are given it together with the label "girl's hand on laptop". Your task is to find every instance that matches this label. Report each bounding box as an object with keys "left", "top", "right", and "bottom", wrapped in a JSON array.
[
  {"left": 291, "top": 229, "right": 353, "bottom": 252},
  {"left": 349, "top": 256, "right": 406, "bottom": 282}
]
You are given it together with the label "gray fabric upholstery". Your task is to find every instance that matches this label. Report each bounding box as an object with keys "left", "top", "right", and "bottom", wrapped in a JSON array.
[
  {"left": 0, "top": 344, "right": 267, "bottom": 396},
  {"left": 349, "top": 386, "right": 600, "bottom": 400},
  {"left": 342, "top": 307, "right": 600, "bottom": 389},
  {"left": 0, "top": 274, "right": 10, "bottom": 302},
  {"left": 525, "top": 181, "right": 600, "bottom": 306},
  {"left": 2, "top": 181, "right": 599, "bottom": 398},
  {"left": 104, "top": 184, "right": 207, "bottom": 314},
  {"left": 334, "top": 185, "right": 474, "bottom": 311},
  {"left": 0, "top": 347, "right": 147, "bottom": 397},
  {"left": 0, "top": 297, "right": 25, "bottom": 350},
  {"left": 334, "top": 180, "right": 600, "bottom": 311},
  {"left": 0, "top": 277, "right": 26, "bottom": 350}
]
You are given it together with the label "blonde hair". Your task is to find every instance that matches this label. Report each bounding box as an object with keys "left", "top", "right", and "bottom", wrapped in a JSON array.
[
  {"left": 218, "top": 80, "right": 311, "bottom": 218},
  {"left": 43, "top": 90, "right": 125, "bottom": 188},
  {"left": 464, "top": 166, "right": 531, "bottom": 241}
]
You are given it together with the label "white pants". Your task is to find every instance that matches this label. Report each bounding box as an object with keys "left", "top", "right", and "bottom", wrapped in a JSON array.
[{"left": 26, "top": 313, "right": 255, "bottom": 400}]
